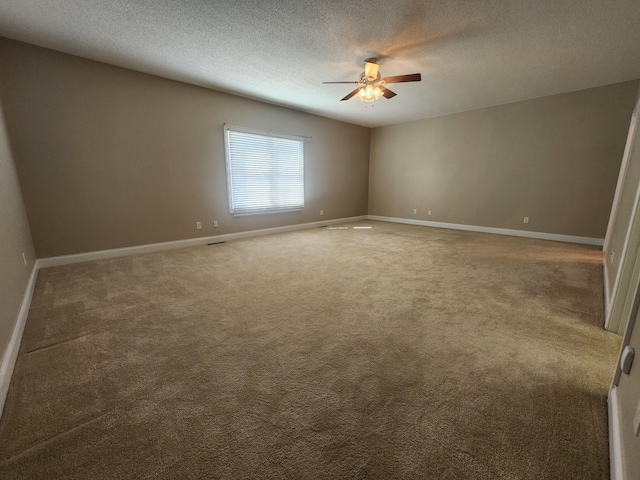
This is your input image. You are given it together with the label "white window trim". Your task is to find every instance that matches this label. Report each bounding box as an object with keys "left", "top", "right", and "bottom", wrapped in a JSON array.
[{"left": 223, "top": 124, "right": 305, "bottom": 216}]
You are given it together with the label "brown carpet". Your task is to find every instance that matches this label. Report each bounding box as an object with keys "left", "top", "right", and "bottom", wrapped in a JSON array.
[{"left": 0, "top": 221, "right": 621, "bottom": 479}]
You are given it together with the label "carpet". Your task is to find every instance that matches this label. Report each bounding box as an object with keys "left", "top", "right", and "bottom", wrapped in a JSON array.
[{"left": 0, "top": 221, "right": 620, "bottom": 479}]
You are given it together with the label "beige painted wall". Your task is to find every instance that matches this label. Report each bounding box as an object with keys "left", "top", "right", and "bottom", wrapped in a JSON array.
[
  {"left": 369, "top": 81, "right": 639, "bottom": 239},
  {"left": 0, "top": 99, "right": 36, "bottom": 365},
  {"left": 0, "top": 39, "right": 370, "bottom": 258}
]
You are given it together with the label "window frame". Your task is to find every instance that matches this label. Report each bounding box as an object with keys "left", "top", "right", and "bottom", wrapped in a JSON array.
[{"left": 223, "top": 124, "right": 305, "bottom": 217}]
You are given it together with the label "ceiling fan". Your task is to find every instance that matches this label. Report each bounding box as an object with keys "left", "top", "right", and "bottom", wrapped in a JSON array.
[{"left": 323, "top": 58, "right": 421, "bottom": 102}]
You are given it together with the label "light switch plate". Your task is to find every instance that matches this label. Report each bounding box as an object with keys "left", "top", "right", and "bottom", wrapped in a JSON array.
[{"left": 634, "top": 398, "right": 640, "bottom": 437}]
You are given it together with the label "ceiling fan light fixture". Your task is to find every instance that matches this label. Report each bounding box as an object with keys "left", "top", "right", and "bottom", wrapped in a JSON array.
[{"left": 356, "top": 84, "right": 383, "bottom": 102}]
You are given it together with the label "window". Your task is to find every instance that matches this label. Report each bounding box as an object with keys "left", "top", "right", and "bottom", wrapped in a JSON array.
[{"left": 224, "top": 124, "right": 305, "bottom": 216}]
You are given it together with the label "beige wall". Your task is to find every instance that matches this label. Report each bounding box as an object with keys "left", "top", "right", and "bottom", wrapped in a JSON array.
[
  {"left": 0, "top": 98, "right": 36, "bottom": 366},
  {"left": 0, "top": 39, "right": 370, "bottom": 258},
  {"left": 369, "top": 81, "right": 639, "bottom": 239}
]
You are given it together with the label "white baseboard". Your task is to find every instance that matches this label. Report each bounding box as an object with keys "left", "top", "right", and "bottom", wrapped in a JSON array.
[
  {"left": 0, "top": 263, "right": 38, "bottom": 418},
  {"left": 608, "top": 387, "right": 625, "bottom": 480},
  {"left": 37, "top": 215, "right": 369, "bottom": 268},
  {"left": 35, "top": 215, "right": 605, "bottom": 268},
  {"left": 368, "top": 215, "right": 604, "bottom": 246}
]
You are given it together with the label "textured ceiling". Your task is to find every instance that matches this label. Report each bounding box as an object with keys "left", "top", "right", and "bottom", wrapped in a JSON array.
[{"left": 1, "top": 0, "right": 639, "bottom": 127}]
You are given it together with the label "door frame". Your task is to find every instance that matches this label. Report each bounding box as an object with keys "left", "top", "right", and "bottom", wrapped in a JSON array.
[{"left": 605, "top": 99, "right": 640, "bottom": 332}]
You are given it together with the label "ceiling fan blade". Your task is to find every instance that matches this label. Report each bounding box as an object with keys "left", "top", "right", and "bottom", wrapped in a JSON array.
[
  {"left": 382, "top": 73, "right": 422, "bottom": 84},
  {"left": 341, "top": 88, "right": 361, "bottom": 101},
  {"left": 364, "top": 61, "right": 379, "bottom": 79},
  {"left": 379, "top": 85, "right": 397, "bottom": 99},
  {"left": 322, "top": 81, "right": 360, "bottom": 84}
]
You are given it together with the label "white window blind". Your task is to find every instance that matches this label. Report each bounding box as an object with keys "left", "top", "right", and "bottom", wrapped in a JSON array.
[{"left": 224, "top": 125, "right": 305, "bottom": 216}]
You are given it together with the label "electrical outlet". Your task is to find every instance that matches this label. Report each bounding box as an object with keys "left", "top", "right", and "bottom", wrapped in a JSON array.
[
  {"left": 320, "top": 210, "right": 324, "bottom": 216},
  {"left": 21, "top": 253, "right": 27, "bottom": 265},
  {"left": 413, "top": 209, "right": 417, "bottom": 215},
  {"left": 213, "top": 220, "right": 218, "bottom": 228},
  {"left": 196, "top": 222, "right": 202, "bottom": 230},
  {"left": 523, "top": 217, "right": 529, "bottom": 224},
  {"left": 428, "top": 210, "right": 432, "bottom": 216}
]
